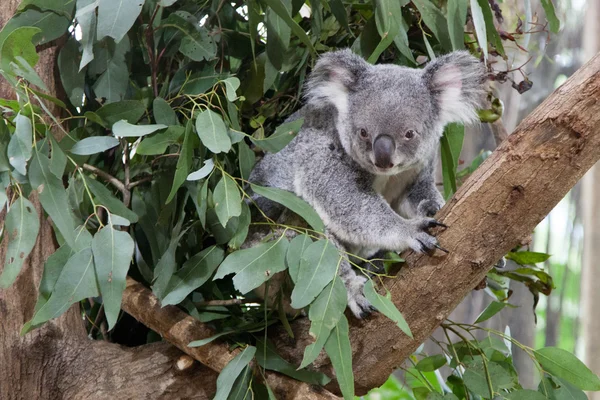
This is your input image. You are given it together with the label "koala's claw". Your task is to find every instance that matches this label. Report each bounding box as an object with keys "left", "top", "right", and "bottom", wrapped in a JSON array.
[
  {"left": 346, "top": 275, "right": 376, "bottom": 319},
  {"left": 428, "top": 220, "right": 448, "bottom": 229},
  {"left": 434, "top": 243, "right": 449, "bottom": 254}
]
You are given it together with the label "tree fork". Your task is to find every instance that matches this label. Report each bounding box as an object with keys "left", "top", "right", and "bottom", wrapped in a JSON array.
[{"left": 268, "top": 52, "right": 600, "bottom": 395}]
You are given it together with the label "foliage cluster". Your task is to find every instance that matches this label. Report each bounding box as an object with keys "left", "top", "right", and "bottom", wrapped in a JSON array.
[{"left": 0, "top": 0, "right": 597, "bottom": 399}]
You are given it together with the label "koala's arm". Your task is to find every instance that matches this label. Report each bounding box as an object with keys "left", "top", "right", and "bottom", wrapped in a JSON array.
[
  {"left": 295, "top": 148, "right": 440, "bottom": 253},
  {"left": 398, "top": 161, "right": 445, "bottom": 218}
]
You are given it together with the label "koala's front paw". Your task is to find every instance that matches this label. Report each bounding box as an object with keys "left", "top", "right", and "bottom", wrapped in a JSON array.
[
  {"left": 406, "top": 217, "right": 448, "bottom": 254},
  {"left": 346, "top": 274, "right": 376, "bottom": 319},
  {"left": 417, "top": 199, "right": 443, "bottom": 217}
]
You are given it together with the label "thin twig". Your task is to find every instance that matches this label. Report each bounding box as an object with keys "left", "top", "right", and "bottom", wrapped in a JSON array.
[
  {"left": 82, "top": 164, "right": 126, "bottom": 195},
  {"left": 122, "top": 139, "right": 131, "bottom": 207},
  {"left": 490, "top": 119, "right": 509, "bottom": 146},
  {"left": 194, "top": 298, "right": 261, "bottom": 307},
  {"left": 127, "top": 176, "right": 153, "bottom": 189}
]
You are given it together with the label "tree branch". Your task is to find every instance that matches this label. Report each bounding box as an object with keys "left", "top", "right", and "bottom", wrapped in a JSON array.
[
  {"left": 81, "top": 163, "right": 127, "bottom": 195},
  {"left": 121, "top": 278, "right": 340, "bottom": 400},
  {"left": 270, "top": 51, "right": 600, "bottom": 395}
]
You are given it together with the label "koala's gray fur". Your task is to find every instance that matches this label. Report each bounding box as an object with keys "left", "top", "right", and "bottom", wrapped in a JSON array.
[{"left": 249, "top": 49, "right": 487, "bottom": 318}]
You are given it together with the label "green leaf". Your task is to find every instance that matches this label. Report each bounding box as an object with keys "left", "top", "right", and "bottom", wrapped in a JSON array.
[
  {"left": 324, "top": 315, "right": 354, "bottom": 400},
  {"left": 0, "top": 27, "right": 41, "bottom": 74},
  {"left": 153, "top": 97, "right": 179, "bottom": 126},
  {"left": 188, "top": 330, "right": 235, "bottom": 347},
  {"left": 291, "top": 239, "right": 340, "bottom": 309},
  {"left": 372, "top": 0, "right": 403, "bottom": 63},
  {"left": 228, "top": 201, "right": 251, "bottom": 250},
  {"left": 238, "top": 141, "right": 255, "bottom": 181},
  {"left": 540, "top": 0, "right": 560, "bottom": 33},
  {"left": 161, "top": 246, "right": 225, "bottom": 306},
  {"left": 48, "top": 134, "right": 67, "bottom": 178},
  {"left": 506, "top": 251, "right": 551, "bottom": 265},
  {"left": 112, "top": 120, "right": 167, "bottom": 137},
  {"left": 195, "top": 109, "right": 231, "bottom": 154},
  {"left": 29, "top": 152, "right": 78, "bottom": 248},
  {"left": 474, "top": 301, "right": 515, "bottom": 323},
  {"left": 92, "top": 221, "right": 134, "bottom": 330},
  {"left": 70, "top": 136, "right": 120, "bottom": 155},
  {"left": 364, "top": 279, "right": 412, "bottom": 337},
  {"left": 534, "top": 347, "right": 600, "bottom": 391},
  {"left": 440, "top": 123, "right": 464, "bottom": 199},
  {"left": 506, "top": 390, "right": 547, "bottom": 400},
  {"left": 165, "top": 122, "right": 195, "bottom": 204},
  {"left": 251, "top": 184, "right": 324, "bottom": 232},
  {"left": 0, "top": 9, "right": 70, "bottom": 47},
  {"left": 187, "top": 159, "right": 214, "bottom": 181},
  {"left": 299, "top": 276, "right": 347, "bottom": 368},
  {"left": 539, "top": 376, "right": 587, "bottom": 400},
  {"left": 250, "top": 118, "right": 303, "bottom": 153},
  {"left": 470, "top": 0, "right": 488, "bottom": 59},
  {"left": 415, "top": 355, "right": 447, "bottom": 372},
  {"left": 152, "top": 238, "right": 179, "bottom": 300},
  {"left": 214, "top": 235, "right": 289, "bottom": 294},
  {"left": 286, "top": 234, "right": 312, "bottom": 284},
  {"left": 265, "top": 1, "right": 291, "bottom": 70},
  {"left": 31, "top": 247, "right": 98, "bottom": 325},
  {"left": 255, "top": 338, "right": 331, "bottom": 386},
  {"left": 97, "top": 0, "right": 145, "bottom": 43},
  {"left": 136, "top": 126, "right": 184, "bottom": 155},
  {"left": 329, "top": 0, "right": 349, "bottom": 32},
  {"left": 475, "top": 0, "right": 505, "bottom": 57},
  {"left": 222, "top": 77, "right": 241, "bottom": 102},
  {"left": 214, "top": 174, "right": 242, "bottom": 227},
  {"left": 214, "top": 346, "right": 256, "bottom": 400},
  {"left": 262, "top": 0, "right": 316, "bottom": 56},
  {"left": 0, "top": 196, "right": 40, "bottom": 288},
  {"left": 76, "top": 0, "right": 97, "bottom": 70},
  {"left": 59, "top": 38, "right": 86, "bottom": 107},
  {"left": 228, "top": 366, "right": 252, "bottom": 400},
  {"left": 412, "top": 0, "right": 452, "bottom": 51},
  {"left": 8, "top": 113, "right": 33, "bottom": 175},
  {"left": 85, "top": 177, "right": 139, "bottom": 223},
  {"left": 96, "top": 100, "right": 146, "bottom": 127},
  {"left": 463, "top": 360, "right": 515, "bottom": 397},
  {"left": 447, "top": 0, "right": 467, "bottom": 50},
  {"left": 92, "top": 36, "right": 131, "bottom": 104},
  {"left": 179, "top": 27, "right": 217, "bottom": 61}
]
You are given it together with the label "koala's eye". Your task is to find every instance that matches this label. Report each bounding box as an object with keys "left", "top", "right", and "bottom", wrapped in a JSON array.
[
  {"left": 405, "top": 130, "right": 416, "bottom": 139},
  {"left": 359, "top": 128, "right": 369, "bottom": 139}
]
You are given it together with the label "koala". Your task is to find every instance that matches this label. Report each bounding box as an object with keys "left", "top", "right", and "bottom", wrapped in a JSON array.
[{"left": 249, "top": 49, "right": 487, "bottom": 318}]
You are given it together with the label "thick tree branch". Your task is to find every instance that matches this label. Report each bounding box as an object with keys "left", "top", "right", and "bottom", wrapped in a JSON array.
[
  {"left": 121, "top": 278, "right": 340, "bottom": 400},
  {"left": 270, "top": 52, "right": 600, "bottom": 395}
]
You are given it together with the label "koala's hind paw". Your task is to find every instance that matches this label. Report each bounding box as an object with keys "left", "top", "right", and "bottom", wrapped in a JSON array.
[{"left": 346, "top": 275, "right": 376, "bottom": 319}]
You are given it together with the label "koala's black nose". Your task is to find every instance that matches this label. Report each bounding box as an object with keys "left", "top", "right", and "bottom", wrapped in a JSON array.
[{"left": 373, "top": 135, "right": 395, "bottom": 169}]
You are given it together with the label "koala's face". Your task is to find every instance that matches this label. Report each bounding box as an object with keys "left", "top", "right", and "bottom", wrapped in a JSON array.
[
  {"left": 344, "top": 68, "right": 437, "bottom": 175},
  {"left": 305, "top": 49, "right": 486, "bottom": 176}
]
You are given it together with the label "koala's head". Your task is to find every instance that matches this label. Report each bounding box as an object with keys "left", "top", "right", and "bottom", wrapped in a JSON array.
[{"left": 305, "top": 49, "right": 487, "bottom": 175}]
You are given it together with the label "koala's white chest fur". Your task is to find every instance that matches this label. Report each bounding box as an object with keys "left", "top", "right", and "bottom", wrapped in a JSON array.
[{"left": 373, "top": 168, "right": 420, "bottom": 211}]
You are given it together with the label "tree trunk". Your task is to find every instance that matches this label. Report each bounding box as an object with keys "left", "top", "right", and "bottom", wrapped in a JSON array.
[{"left": 264, "top": 51, "right": 600, "bottom": 395}]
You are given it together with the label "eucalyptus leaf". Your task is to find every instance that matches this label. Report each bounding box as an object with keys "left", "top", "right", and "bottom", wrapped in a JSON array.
[
  {"left": 96, "top": 100, "right": 146, "bottom": 126},
  {"left": 250, "top": 118, "right": 303, "bottom": 153},
  {"left": 534, "top": 347, "right": 600, "bottom": 391},
  {"left": 112, "top": 120, "right": 168, "bottom": 138},
  {"left": 85, "top": 177, "right": 139, "bottom": 223},
  {"left": 179, "top": 27, "right": 216, "bottom": 61},
  {"left": 97, "top": 0, "right": 145, "bottom": 43},
  {"left": 92, "top": 222, "right": 135, "bottom": 330},
  {"left": 0, "top": 196, "right": 40, "bottom": 288},
  {"left": 70, "top": 136, "right": 120, "bottom": 155},
  {"left": 213, "top": 346, "right": 256, "bottom": 400},
  {"left": 324, "top": 316, "right": 354, "bottom": 400},
  {"left": 136, "top": 126, "right": 184, "bottom": 155},
  {"left": 195, "top": 109, "right": 231, "bottom": 154},
  {"left": 187, "top": 159, "right": 214, "bottom": 181},
  {"left": 8, "top": 113, "right": 33, "bottom": 175},
  {"left": 153, "top": 97, "right": 179, "bottom": 126},
  {"left": 222, "top": 77, "right": 240, "bottom": 102},
  {"left": 214, "top": 235, "right": 289, "bottom": 294},
  {"left": 415, "top": 355, "right": 447, "bottom": 372},
  {"left": 213, "top": 174, "right": 242, "bottom": 227},
  {"left": 286, "top": 234, "right": 312, "bottom": 284},
  {"left": 166, "top": 121, "right": 195, "bottom": 203},
  {"left": 364, "top": 279, "right": 412, "bottom": 337}
]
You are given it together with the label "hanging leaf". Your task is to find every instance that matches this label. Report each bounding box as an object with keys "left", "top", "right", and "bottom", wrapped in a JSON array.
[
  {"left": 48, "top": 134, "right": 67, "bottom": 178},
  {"left": 291, "top": 239, "right": 341, "bottom": 309},
  {"left": 161, "top": 246, "right": 225, "bottom": 306},
  {"left": 7, "top": 113, "right": 33, "bottom": 175},
  {"left": 286, "top": 234, "right": 312, "bottom": 284},
  {"left": 470, "top": 0, "right": 488, "bottom": 59},
  {"left": 29, "top": 152, "right": 78, "bottom": 248},
  {"left": 58, "top": 38, "right": 86, "bottom": 107},
  {"left": 95, "top": 100, "right": 146, "bottom": 127},
  {"left": 214, "top": 235, "right": 289, "bottom": 294},
  {"left": 540, "top": 0, "right": 560, "bottom": 33},
  {"left": 251, "top": 184, "right": 324, "bottom": 232},
  {"left": 506, "top": 251, "right": 551, "bottom": 265},
  {"left": 85, "top": 177, "right": 139, "bottom": 223},
  {"left": 447, "top": 0, "right": 467, "bottom": 50},
  {"left": 228, "top": 201, "right": 251, "bottom": 250},
  {"left": 70, "top": 136, "right": 120, "bottom": 155},
  {"left": 152, "top": 97, "right": 179, "bottom": 126},
  {"left": 195, "top": 109, "right": 231, "bottom": 154},
  {"left": 534, "top": 347, "right": 600, "bottom": 391},
  {"left": 299, "top": 276, "right": 347, "bottom": 368},
  {"left": 324, "top": 316, "right": 354, "bottom": 400},
  {"left": 238, "top": 141, "right": 255, "bottom": 181},
  {"left": 152, "top": 238, "right": 179, "bottom": 300},
  {"left": 462, "top": 360, "right": 515, "bottom": 397},
  {"left": 475, "top": 0, "right": 505, "bottom": 57},
  {"left": 261, "top": 0, "right": 316, "bottom": 55},
  {"left": 0, "top": 196, "right": 40, "bottom": 288},
  {"left": 222, "top": 77, "right": 241, "bottom": 102},
  {"left": 92, "top": 36, "right": 131, "bottom": 104},
  {"left": 364, "top": 279, "right": 412, "bottom": 337},
  {"left": 136, "top": 126, "right": 184, "bottom": 156},
  {"left": 96, "top": 0, "right": 145, "bottom": 43},
  {"left": 31, "top": 247, "right": 98, "bottom": 325},
  {"left": 412, "top": 0, "right": 452, "bottom": 51},
  {"left": 213, "top": 174, "right": 242, "bottom": 227},
  {"left": 250, "top": 118, "right": 303, "bottom": 153},
  {"left": 76, "top": 0, "right": 97, "bottom": 70},
  {"left": 213, "top": 346, "right": 256, "bottom": 400},
  {"left": 166, "top": 120, "right": 195, "bottom": 203},
  {"left": 440, "top": 123, "right": 464, "bottom": 199},
  {"left": 474, "top": 301, "right": 515, "bottom": 324},
  {"left": 92, "top": 221, "right": 135, "bottom": 330}
]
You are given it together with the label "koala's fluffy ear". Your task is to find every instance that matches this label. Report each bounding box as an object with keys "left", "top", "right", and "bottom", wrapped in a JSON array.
[
  {"left": 422, "top": 51, "right": 487, "bottom": 127},
  {"left": 305, "top": 49, "right": 370, "bottom": 113}
]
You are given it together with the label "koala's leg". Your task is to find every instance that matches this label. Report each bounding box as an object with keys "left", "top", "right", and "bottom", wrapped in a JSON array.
[
  {"left": 397, "top": 164, "right": 445, "bottom": 219},
  {"left": 327, "top": 233, "right": 377, "bottom": 319}
]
